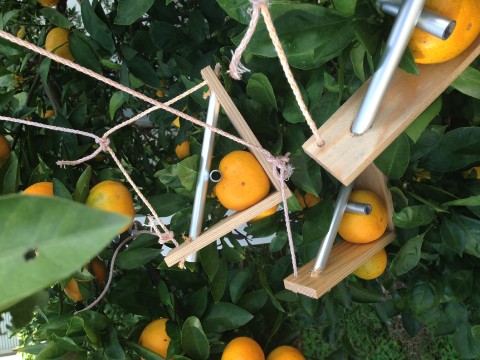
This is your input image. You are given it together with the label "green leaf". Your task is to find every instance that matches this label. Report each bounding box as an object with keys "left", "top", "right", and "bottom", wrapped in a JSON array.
[
  {"left": 39, "top": 8, "right": 73, "bottom": 29},
  {"left": 444, "top": 270, "right": 472, "bottom": 303},
  {"left": 125, "top": 55, "right": 160, "bottom": 88},
  {"left": 0, "top": 151, "right": 19, "bottom": 194},
  {"left": 69, "top": 30, "right": 102, "bottom": 74},
  {"left": 115, "top": 0, "right": 155, "bottom": 25},
  {"left": 53, "top": 178, "right": 72, "bottom": 200},
  {"left": 422, "top": 127, "right": 480, "bottom": 172},
  {"left": 269, "top": 230, "right": 288, "bottom": 252},
  {"left": 35, "top": 342, "right": 68, "bottom": 360},
  {"left": 0, "top": 195, "right": 129, "bottom": 311},
  {"left": 233, "top": 5, "right": 355, "bottom": 70},
  {"left": 129, "top": 341, "right": 165, "bottom": 360},
  {"left": 443, "top": 195, "right": 480, "bottom": 207},
  {"left": 303, "top": 199, "right": 333, "bottom": 245},
  {"left": 454, "top": 323, "right": 480, "bottom": 359},
  {"left": 199, "top": 242, "right": 219, "bottom": 281},
  {"left": 229, "top": 268, "right": 252, "bottom": 303},
  {"left": 405, "top": 97, "right": 442, "bottom": 143},
  {"left": 142, "top": 193, "right": 191, "bottom": 216},
  {"left": 390, "top": 234, "right": 424, "bottom": 276},
  {"left": 80, "top": 1, "right": 115, "bottom": 53},
  {"left": 109, "top": 92, "right": 127, "bottom": 120},
  {"left": 441, "top": 214, "right": 468, "bottom": 255},
  {"left": 332, "top": 0, "right": 357, "bottom": 16},
  {"left": 451, "top": 66, "right": 480, "bottom": 99},
  {"left": 374, "top": 133, "right": 410, "bottom": 179},
  {"left": 9, "top": 291, "right": 49, "bottom": 329},
  {"left": 210, "top": 259, "right": 227, "bottom": 303},
  {"left": 259, "top": 269, "right": 285, "bottom": 313},
  {"left": 408, "top": 277, "right": 443, "bottom": 314},
  {"left": 347, "top": 282, "right": 385, "bottom": 303},
  {"left": 393, "top": 205, "right": 435, "bottom": 228},
  {"left": 73, "top": 166, "right": 92, "bottom": 203},
  {"left": 116, "top": 248, "right": 162, "bottom": 270},
  {"left": 185, "top": 286, "right": 208, "bottom": 319},
  {"left": 181, "top": 317, "right": 210, "bottom": 360},
  {"left": 202, "top": 302, "right": 253, "bottom": 333},
  {"left": 104, "top": 326, "right": 126, "bottom": 360},
  {"left": 216, "top": 0, "right": 250, "bottom": 25},
  {"left": 290, "top": 153, "right": 322, "bottom": 196},
  {"left": 472, "top": 325, "right": 480, "bottom": 341},
  {"left": 246, "top": 73, "right": 277, "bottom": 110}
]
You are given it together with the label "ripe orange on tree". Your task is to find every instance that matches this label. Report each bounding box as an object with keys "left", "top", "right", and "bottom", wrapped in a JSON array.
[
  {"left": 37, "top": 0, "right": 60, "bottom": 6},
  {"left": 23, "top": 181, "right": 54, "bottom": 196},
  {"left": 138, "top": 318, "right": 171, "bottom": 358},
  {"left": 175, "top": 140, "right": 190, "bottom": 159},
  {"left": 64, "top": 257, "right": 107, "bottom": 302},
  {"left": 408, "top": 0, "right": 480, "bottom": 64},
  {"left": 294, "top": 189, "right": 320, "bottom": 209},
  {"left": 267, "top": 345, "right": 305, "bottom": 360},
  {"left": 250, "top": 205, "right": 278, "bottom": 222},
  {"left": 221, "top": 337, "right": 265, "bottom": 360},
  {"left": 44, "top": 109, "right": 55, "bottom": 119},
  {"left": 45, "top": 27, "right": 74, "bottom": 61},
  {"left": 338, "top": 190, "right": 387, "bottom": 244},
  {"left": 353, "top": 248, "right": 388, "bottom": 280},
  {"left": 86, "top": 180, "right": 135, "bottom": 233},
  {"left": 0, "top": 134, "right": 11, "bottom": 165},
  {"left": 215, "top": 150, "right": 270, "bottom": 211}
]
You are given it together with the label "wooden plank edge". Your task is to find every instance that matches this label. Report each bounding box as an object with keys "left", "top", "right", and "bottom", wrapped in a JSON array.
[
  {"left": 164, "top": 191, "right": 283, "bottom": 266},
  {"left": 283, "top": 232, "right": 395, "bottom": 299}
]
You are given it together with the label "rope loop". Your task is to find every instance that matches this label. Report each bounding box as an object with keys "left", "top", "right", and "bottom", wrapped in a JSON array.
[
  {"left": 267, "top": 153, "right": 294, "bottom": 182},
  {"left": 96, "top": 137, "right": 110, "bottom": 151}
]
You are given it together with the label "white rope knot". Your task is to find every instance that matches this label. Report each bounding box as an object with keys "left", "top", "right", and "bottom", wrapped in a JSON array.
[
  {"left": 267, "top": 153, "right": 294, "bottom": 182},
  {"left": 158, "top": 230, "right": 175, "bottom": 244},
  {"left": 96, "top": 137, "right": 110, "bottom": 151}
]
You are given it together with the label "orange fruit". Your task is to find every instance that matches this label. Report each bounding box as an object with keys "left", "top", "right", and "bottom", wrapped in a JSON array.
[
  {"left": 23, "top": 181, "right": 54, "bottom": 196},
  {"left": 86, "top": 180, "right": 135, "bottom": 233},
  {"left": 215, "top": 150, "right": 270, "bottom": 211},
  {"left": 37, "top": 0, "right": 60, "bottom": 6},
  {"left": 250, "top": 205, "right": 278, "bottom": 222},
  {"left": 64, "top": 258, "right": 107, "bottom": 302},
  {"left": 156, "top": 90, "right": 165, "bottom": 98},
  {"left": 172, "top": 117, "right": 180, "bottom": 128},
  {"left": 0, "top": 134, "right": 11, "bottom": 165},
  {"left": 175, "top": 140, "right": 190, "bottom": 159},
  {"left": 408, "top": 0, "right": 480, "bottom": 64},
  {"left": 44, "top": 109, "right": 55, "bottom": 119},
  {"left": 352, "top": 248, "right": 388, "bottom": 280},
  {"left": 462, "top": 166, "right": 480, "bottom": 179},
  {"left": 45, "top": 27, "right": 74, "bottom": 61},
  {"left": 138, "top": 318, "right": 171, "bottom": 358},
  {"left": 221, "top": 337, "right": 265, "bottom": 360},
  {"left": 294, "top": 189, "right": 320, "bottom": 209},
  {"left": 338, "top": 190, "right": 387, "bottom": 244},
  {"left": 267, "top": 345, "right": 305, "bottom": 360}
]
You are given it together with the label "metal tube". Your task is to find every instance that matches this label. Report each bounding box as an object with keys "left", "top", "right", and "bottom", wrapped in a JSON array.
[
  {"left": 351, "top": 0, "right": 426, "bottom": 135},
  {"left": 311, "top": 183, "right": 353, "bottom": 274},
  {"left": 379, "top": 1, "right": 456, "bottom": 40},
  {"left": 186, "top": 92, "right": 221, "bottom": 263},
  {"left": 346, "top": 201, "right": 372, "bottom": 215}
]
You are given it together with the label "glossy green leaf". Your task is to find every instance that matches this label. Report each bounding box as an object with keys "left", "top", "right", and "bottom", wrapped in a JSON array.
[
  {"left": 440, "top": 214, "right": 468, "bottom": 255},
  {"left": 290, "top": 153, "right": 322, "bottom": 196},
  {"left": 210, "top": 259, "right": 227, "bottom": 303},
  {"left": 80, "top": 1, "right": 115, "bottom": 53},
  {"left": 472, "top": 325, "right": 480, "bottom": 341},
  {"left": 229, "top": 268, "right": 252, "bottom": 303},
  {"left": 405, "top": 97, "right": 442, "bottom": 143},
  {"left": 185, "top": 286, "right": 208, "bottom": 319},
  {"left": 109, "top": 92, "right": 127, "bottom": 120},
  {"left": 199, "top": 242, "right": 219, "bottom": 281},
  {"left": 246, "top": 73, "right": 277, "bottom": 110},
  {"left": 443, "top": 195, "right": 480, "bottom": 207},
  {"left": 69, "top": 30, "right": 102, "bottom": 74},
  {"left": 408, "top": 277, "right": 443, "bottom": 314},
  {"left": 0, "top": 151, "right": 19, "bottom": 194},
  {"left": 202, "top": 302, "right": 253, "bottom": 333},
  {"left": 129, "top": 342, "right": 165, "bottom": 360},
  {"left": 125, "top": 55, "right": 160, "bottom": 88},
  {"left": 9, "top": 291, "right": 49, "bottom": 329},
  {"left": 73, "top": 166, "right": 92, "bottom": 203},
  {"left": 233, "top": 5, "right": 355, "bottom": 69},
  {"left": 451, "top": 66, "right": 480, "bottom": 99},
  {"left": 332, "top": 0, "right": 357, "bottom": 16},
  {"left": 0, "top": 194, "right": 129, "bottom": 311},
  {"left": 303, "top": 199, "right": 333, "bottom": 245},
  {"left": 393, "top": 205, "right": 435, "bottom": 228},
  {"left": 390, "top": 234, "right": 424, "bottom": 277},
  {"left": 181, "top": 317, "right": 209, "bottom": 360},
  {"left": 216, "top": 0, "right": 250, "bottom": 25},
  {"left": 115, "top": 0, "right": 155, "bottom": 25},
  {"left": 40, "top": 8, "right": 73, "bottom": 29},
  {"left": 116, "top": 248, "right": 162, "bottom": 270},
  {"left": 53, "top": 178, "right": 72, "bottom": 200},
  {"left": 422, "top": 127, "right": 480, "bottom": 172},
  {"left": 374, "top": 133, "right": 410, "bottom": 179},
  {"left": 444, "top": 270, "right": 473, "bottom": 303},
  {"left": 454, "top": 323, "right": 480, "bottom": 359},
  {"left": 141, "top": 193, "right": 191, "bottom": 216},
  {"left": 348, "top": 282, "right": 385, "bottom": 303},
  {"left": 259, "top": 269, "right": 285, "bottom": 313}
]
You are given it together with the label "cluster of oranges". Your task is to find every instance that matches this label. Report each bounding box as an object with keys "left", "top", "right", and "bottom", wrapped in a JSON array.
[{"left": 138, "top": 318, "right": 305, "bottom": 360}]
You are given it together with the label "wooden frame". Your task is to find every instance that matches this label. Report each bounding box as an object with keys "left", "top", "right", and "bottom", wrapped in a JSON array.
[
  {"left": 303, "top": 36, "right": 480, "bottom": 186},
  {"left": 284, "top": 164, "right": 395, "bottom": 299},
  {"left": 164, "top": 67, "right": 292, "bottom": 267}
]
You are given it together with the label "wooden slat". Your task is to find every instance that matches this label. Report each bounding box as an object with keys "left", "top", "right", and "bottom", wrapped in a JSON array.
[
  {"left": 283, "top": 164, "right": 395, "bottom": 298},
  {"left": 303, "top": 36, "right": 480, "bottom": 186},
  {"left": 165, "top": 192, "right": 283, "bottom": 266},
  {"left": 201, "top": 67, "right": 286, "bottom": 193},
  {"left": 283, "top": 232, "right": 395, "bottom": 298}
]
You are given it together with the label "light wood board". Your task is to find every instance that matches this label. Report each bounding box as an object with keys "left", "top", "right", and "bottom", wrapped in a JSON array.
[
  {"left": 164, "top": 67, "right": 292, "bottom": 267},
  {"left": 303, "top": 36, "right": 480, "bottom": 186},
  {"left": 283, "top": 164, "right": 395, "bottom": 298},
  {"left": 283, "top": 232, "right": 395, "bottom": 298}
]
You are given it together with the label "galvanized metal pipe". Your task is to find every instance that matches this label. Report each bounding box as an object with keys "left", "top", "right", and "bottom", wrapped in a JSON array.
[
  {"left": 346, "top": 201, "right": 372, "bottom": 215},
  {"left": 379, "top": 0, "right": 456, "bottom": 40},
  {"left": 312, "top": 183, "right": 353, "bottom": 274},
  {"left": 351, "top": 0, "right": 426, "bottom": 135},
  {"left": 186, "top": 92, "right": 221, "bottom": 263}
]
